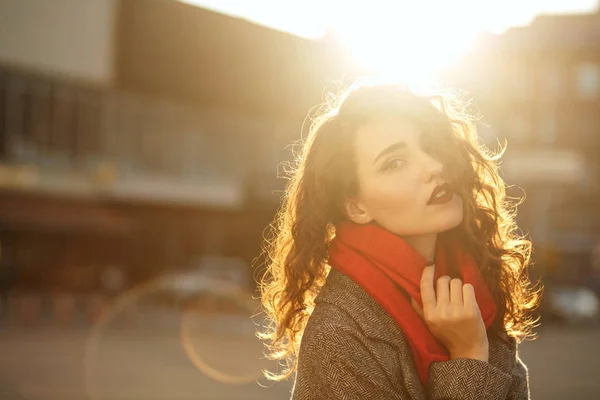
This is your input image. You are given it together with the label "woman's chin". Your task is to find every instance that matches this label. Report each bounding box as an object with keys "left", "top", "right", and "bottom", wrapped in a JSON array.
[{"left": 434, "top": 211, "right": 464, "bottom": 233}]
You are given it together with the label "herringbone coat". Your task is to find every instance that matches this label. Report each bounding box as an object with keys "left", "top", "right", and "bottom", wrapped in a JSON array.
[{"left": 291, "top": 269, "right": 530, "bottom": 399}]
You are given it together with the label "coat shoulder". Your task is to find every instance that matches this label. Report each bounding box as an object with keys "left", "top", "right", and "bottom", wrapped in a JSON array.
[
  {"left": 295, "top": 300, "right": 422, "bottom": 400},
  {"left": 295, "top": 272, "right": 427, "bottom": 399}
]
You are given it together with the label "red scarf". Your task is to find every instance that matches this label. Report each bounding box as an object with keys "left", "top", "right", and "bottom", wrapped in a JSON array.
[{"left": 327, "top": 221, "right": 497, "bottom": 384}]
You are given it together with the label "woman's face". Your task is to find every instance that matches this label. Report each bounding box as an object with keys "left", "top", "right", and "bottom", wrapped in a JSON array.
[{"left": 346, "top": 115, "right": 464, "bottom": 237}]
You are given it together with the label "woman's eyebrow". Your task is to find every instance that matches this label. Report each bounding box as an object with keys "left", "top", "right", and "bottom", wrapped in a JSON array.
[{"left": 373, "top": 141, "right": 407, "bottom": 165}]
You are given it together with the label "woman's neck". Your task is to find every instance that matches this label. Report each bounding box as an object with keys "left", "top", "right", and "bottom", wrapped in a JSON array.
[{"left": 403, "top": 233, "right": 437, "bottom": 263}]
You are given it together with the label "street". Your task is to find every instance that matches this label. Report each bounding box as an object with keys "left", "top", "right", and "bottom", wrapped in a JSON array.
[
  {"left": 0, "top": 316, "right": 598, "bottom": 400},
  {"left": 519, "top": 324, "right": 600, "bottom": 399}
]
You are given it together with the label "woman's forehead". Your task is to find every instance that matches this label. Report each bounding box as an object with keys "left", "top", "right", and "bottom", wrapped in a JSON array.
[{"left": 354, "top": 116, "right": 423, "bottom": 157}]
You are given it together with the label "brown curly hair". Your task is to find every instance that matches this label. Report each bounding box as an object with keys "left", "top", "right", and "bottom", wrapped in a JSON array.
[{"left": 257, "top": 82, "right": 541, "bottom": 381}]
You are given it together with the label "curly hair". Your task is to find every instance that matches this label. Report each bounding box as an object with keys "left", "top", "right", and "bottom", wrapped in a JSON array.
[{"left": 257, "top": 82, "right": 542, "bottom": 381}]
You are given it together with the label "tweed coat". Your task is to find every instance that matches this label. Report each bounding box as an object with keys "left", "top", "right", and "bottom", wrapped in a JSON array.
[{"left": 291, "top": 269, "right": 530, "bottom": 400}]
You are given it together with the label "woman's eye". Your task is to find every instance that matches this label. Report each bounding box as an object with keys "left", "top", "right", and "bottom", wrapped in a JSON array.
[{"left": 383, "top": 159, "right": 406, "bottom": 171}]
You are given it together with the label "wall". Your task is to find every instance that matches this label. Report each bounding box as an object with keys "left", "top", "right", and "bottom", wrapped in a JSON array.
[{"left": 0, "top": 0, "right": 117, "bottom": 84}]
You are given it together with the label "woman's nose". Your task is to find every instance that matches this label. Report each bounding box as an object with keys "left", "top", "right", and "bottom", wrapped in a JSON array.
[{"left": 420, "top": 151, "right": 444, "bottom": 182}]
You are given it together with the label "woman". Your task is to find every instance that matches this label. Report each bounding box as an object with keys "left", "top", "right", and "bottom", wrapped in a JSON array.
[{"left": 258, "top": 83, "right": 540, "bottom": 399}]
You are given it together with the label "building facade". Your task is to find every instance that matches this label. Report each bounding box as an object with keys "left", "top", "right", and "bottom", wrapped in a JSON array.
[
  {"left": 0, "top": 0, "right": 354, "bottom": 294},
  {"left": 453, "top": 11, "right": 600, "bottom": 285}
]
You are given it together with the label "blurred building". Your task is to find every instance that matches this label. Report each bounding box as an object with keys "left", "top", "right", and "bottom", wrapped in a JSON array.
[
  {"left": 453, "top": 10, "right": 600, "bottom": 285},
  {"left": 0, "top": 0, "right": 356, "bottom": 293},
  {"left": 8, "top": 0, "right": 594, "bottom": 294}
]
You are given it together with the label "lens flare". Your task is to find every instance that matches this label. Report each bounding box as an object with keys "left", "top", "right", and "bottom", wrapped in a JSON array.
[{"left": 83, "top": 273, "right": 265, "bottom": 399}]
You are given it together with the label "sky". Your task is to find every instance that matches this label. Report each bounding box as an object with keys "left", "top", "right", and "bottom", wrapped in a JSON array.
[{"left": 181, "top": 1, "right": 598, "bottom": 83}]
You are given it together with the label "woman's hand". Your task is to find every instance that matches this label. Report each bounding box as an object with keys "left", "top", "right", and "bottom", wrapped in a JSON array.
[{"left": 411, "top": 265, "right": 489, "bottom": 362}]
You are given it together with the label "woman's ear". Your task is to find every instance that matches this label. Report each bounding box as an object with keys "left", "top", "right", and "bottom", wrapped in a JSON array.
[{"left": 345, "top": 198, "right": 373, "bottom": 224}]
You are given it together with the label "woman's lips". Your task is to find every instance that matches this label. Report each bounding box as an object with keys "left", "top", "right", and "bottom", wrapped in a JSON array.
[{"left": 427, "top": 183, "right": 454, "bottom": 205}]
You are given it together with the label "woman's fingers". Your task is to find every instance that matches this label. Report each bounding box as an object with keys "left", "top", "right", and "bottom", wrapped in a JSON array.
[
  {"left": 436, "top": 275, "right": 451, "bottom": 307},
  {"left": 462, "top": 283, "right": 480, "bottom": 313},
  {"left": 420, "top": 265, "right": 436, "bottom": 311},
  {"left": 417, "top": 268, "right": 489, "bottom": 361},
  {"left": 420, "top": 267, "right": 479, "bottom": 316},
  {"left": 450, "top": 278, "right": 464, "bottom": 308}
]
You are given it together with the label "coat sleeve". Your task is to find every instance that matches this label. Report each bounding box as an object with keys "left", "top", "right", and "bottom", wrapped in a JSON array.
[
  {"left": 292, "top": 318, "right": 530, "bottom": 400},
  {"left": 291, "top": 324, "right": 412, "bottom": 400},
  {"left": 427, "top": 340, "right": 530, "bottom": 400}
]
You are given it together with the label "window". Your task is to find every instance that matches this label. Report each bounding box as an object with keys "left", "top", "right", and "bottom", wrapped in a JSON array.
[
  {"left": 576, "top": 63, "right": 600, "bottom": 99},
  {"left": 504, "top": 63, "right": 534, "bottom": 99},
  {"left": 0, "top": 72, "right": 6, "bottom": 157},
  {"left": 538, "top": 111, "right": 557, "bottom": 145},
  {"left": 539, "top": 65, "right": 563, "bottom": 97},
  {"left": 575, "top": 113, "right": 596, "bottom": 145},
  {"left": 28, "top": 82, "right": 53, "bottom": 153},
  {"left": 507, "top": 115, "right": 530, "bottom": 143},
  {"left": 74, "top": 91, "right": 102, "bottom": 160},
  {"left": 5, "top": 77, "right": 34, "bottom": 162}
]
